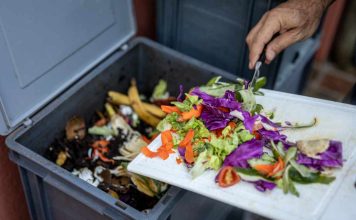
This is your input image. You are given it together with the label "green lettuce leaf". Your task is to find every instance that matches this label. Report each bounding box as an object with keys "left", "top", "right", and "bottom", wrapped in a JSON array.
[
  {"left": 157, "top": 112, "right": 183, "bottom": 132},
  {"left": 210, "top": 133, "right": 239, "bottom": 158},
  {"left": 238, "top": 89, "right": 256, "bottom": 112},
  {"left": 152, "top": 80, "right": 168, "bottom": 100},
  {"left": 183, "top": 117, "right": 210, "bottom": 138},
  {"left": 290, "top": 160, "right": 315, "bottom": 178},
  {"left": 237, "top": 130, "right": 254, "bottom": 143},
  {"left": 190, "top": 150, "right": 222, "bottom": 178},
  {"left": 171, "top": 94, "right": 202, "bottom": 112},
  {"left": 289, "top": 167, "right": 335, "bottom": 184}
]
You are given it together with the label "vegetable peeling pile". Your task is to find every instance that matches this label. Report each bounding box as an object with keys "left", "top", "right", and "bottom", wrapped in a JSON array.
[
  {"left": 45, "top": 79, "right": 173, "bottom": 211},
  {"left": 141, "top": 76, "right": 344, "bottom": 196}
]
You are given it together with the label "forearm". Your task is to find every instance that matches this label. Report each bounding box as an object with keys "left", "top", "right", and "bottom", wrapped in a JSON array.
[{"left": 288, "top": 0, "right": 334, "bottom": 8}]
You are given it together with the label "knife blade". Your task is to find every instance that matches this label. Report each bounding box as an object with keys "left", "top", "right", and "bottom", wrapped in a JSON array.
[{"left": 249, "top": 51, "right": 266, "bottom": 89}]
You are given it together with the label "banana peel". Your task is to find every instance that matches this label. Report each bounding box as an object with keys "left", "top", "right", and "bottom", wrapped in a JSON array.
[
  {"left": 108, "top": 91, "right": 166, "bottom": 118},
  {"left": 144, "top": 103, "right": 166, "bottom": 118},
  {"left": 131, "top": 174, "right": 155, "bottom": 197},
  {"left": 131, "top": 174, "right": 167, "bottom": 197},
  {"left": 108, "top": 91, "right": 131, "bottom": 105},
  {"left": 105, "top": 103, "right": 117, "bottom": 119},
  {"left": 127, "top": 80, "right": 161, "bottom": 127}
]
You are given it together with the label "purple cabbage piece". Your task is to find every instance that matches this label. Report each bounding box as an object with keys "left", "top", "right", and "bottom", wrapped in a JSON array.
[
  {"left": 251, "top": 180, "right": 276, "bottom": 192},
  {"left": 258, "top": 129, "right": 294, "bottom": 149},
  {"left": 200, "top": 105, "right": 233, "bottom": 130},
  {"left": 191, "top": 88, "right": 241, "bottom": 110},
  {"left": 221, "top": 90, "right": 241, "bottom": 110},
  {"left": 244, "top": 80, "right": 249, "bottom": 89},
  {"left": 259, "top": 129, "right": 287, "bottom": 142},
  {"left": 177, "top": 85, "right": 184, "bottom": 102},
  {"left": 260, "top": 115, "right": 280, "bottom": 129},
  {"left": 240, "top": 112, "right": 280, "bottom": 133},
  {"left": 296, "top": 140, "right": 343, "bottom": 170},
  {"left": 241, "top": 111, "right": 258, "bottom": 132},
  {"left": 191, "top": 88, "right": 242, "bottom": 130},
  {"left": 191, "top": 87, "right": 215, "bottom": 102},
  {"left": 223, "top": 139, "right": 264, "bottom": 168},
  {"left": 178, "top": 147, "right": 186, "bottom": 157}
]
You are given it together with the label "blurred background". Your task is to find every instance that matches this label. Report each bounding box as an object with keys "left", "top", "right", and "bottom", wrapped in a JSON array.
[
  {"left": 135, "top": 0, "right": 356, "bottom": 102},
  {"left": 0, "top": 0, "right": 355, "bottom": 219}
]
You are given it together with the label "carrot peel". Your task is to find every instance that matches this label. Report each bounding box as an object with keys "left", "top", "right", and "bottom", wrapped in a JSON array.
[
  {"left": 161, "top": 130, "right": 173, "bottom": 145},
  {"left": 179, "top": 129, "right": 194, "bottom": 147},
  {"left": 141, "top": 131, "right": 176, "bottom": 160},
  {"left": 176, "top": 157, "right": 182, "bottom": 164},
  {"left": 185, "top": 142, "right": 194, "bottom": 164},
  {"left": 161, "top": 105, "right": 181, "bottom": 114},
  {"left": 141, "top": 146, "right": 157, "bottom": 158},
  {"left": 254, "top": 157, "right": 285, "bottom": 177},
  {"left": 180, "top": 104, "right": 203, "bottom": 121}
]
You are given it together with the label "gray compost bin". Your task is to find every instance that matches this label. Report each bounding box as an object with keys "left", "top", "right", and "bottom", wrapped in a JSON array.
[{"left": 0, "top": 1, "right": 240, "bottom": 219}]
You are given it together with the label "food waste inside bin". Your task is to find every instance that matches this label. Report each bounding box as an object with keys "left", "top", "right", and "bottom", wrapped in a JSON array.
[{"left": 44, "top": 77, "right": 177, "bottom": 212}]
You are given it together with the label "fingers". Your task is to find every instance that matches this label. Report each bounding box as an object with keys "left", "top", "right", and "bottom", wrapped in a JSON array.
[
  {"left": 246, "top": 12, "right": 282, "bottom": 69},
  {"left": 264, "top": 30, "right": 302, "bottom": 64},
  {"left": 246, "top": 0, "right": 325, "bottom": 69},
  {"left": 246, "top": 14, "right": 268, "bottom": 69},
  {"left": 246, "top": 13, "right": 268, "bottom": 47},
  {"left": 246, "top": 8, "right": 305, "bottom": 69}
]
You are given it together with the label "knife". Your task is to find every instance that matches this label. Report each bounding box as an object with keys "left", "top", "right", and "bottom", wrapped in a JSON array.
[
  {"left": 248, "top": 33, "right": 279, "bottom": 89},
  {"left": 249, "top": 50, "right": 266, "bottom": 89},
  {"left": 249, "top": 0, "right": 275, "bottom": 89}
]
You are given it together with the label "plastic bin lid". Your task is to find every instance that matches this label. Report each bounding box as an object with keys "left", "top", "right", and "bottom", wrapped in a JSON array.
[{"left": 0, "top": 0, "right": 135, "bottom": 135}]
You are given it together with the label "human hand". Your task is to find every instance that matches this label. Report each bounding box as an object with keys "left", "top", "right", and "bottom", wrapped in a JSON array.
[{"left": 246, "top": 0, "right": 334, "bottom": 69}]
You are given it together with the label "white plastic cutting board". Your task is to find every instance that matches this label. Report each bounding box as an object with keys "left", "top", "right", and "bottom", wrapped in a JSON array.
[{"left": 128, "top": 90, "right": 356, "bottom": 220}]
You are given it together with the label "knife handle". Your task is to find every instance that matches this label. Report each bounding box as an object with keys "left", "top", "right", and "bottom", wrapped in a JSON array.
[
  {"left": 258, "top": 33, "right": 279, "bottom": 63},
  {"left": 259, "top": 50, "right": 267, "bottom": 64}
]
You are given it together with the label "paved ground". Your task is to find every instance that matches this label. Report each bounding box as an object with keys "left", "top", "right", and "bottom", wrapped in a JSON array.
[{"left": 303, "top": 61, "right": 356, "bottom": 103}]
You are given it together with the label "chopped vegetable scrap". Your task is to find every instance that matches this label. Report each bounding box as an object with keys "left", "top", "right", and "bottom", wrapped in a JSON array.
[
  {"left": 141, "top": 130, "right": 175, "bottom": 160},
  {"left": 142, "top": 76, "right": 344, "bottom": 196},
  {"left": 45, "top": 79, "right": 173, "bottom": 211},
  {"left": 217, "top": 166, "right": 241, "bottom": 188}
]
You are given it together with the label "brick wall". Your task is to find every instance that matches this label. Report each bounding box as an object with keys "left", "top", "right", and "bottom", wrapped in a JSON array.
[{"left": 303, "top": 62, "right": 356, "bottom": 102}]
